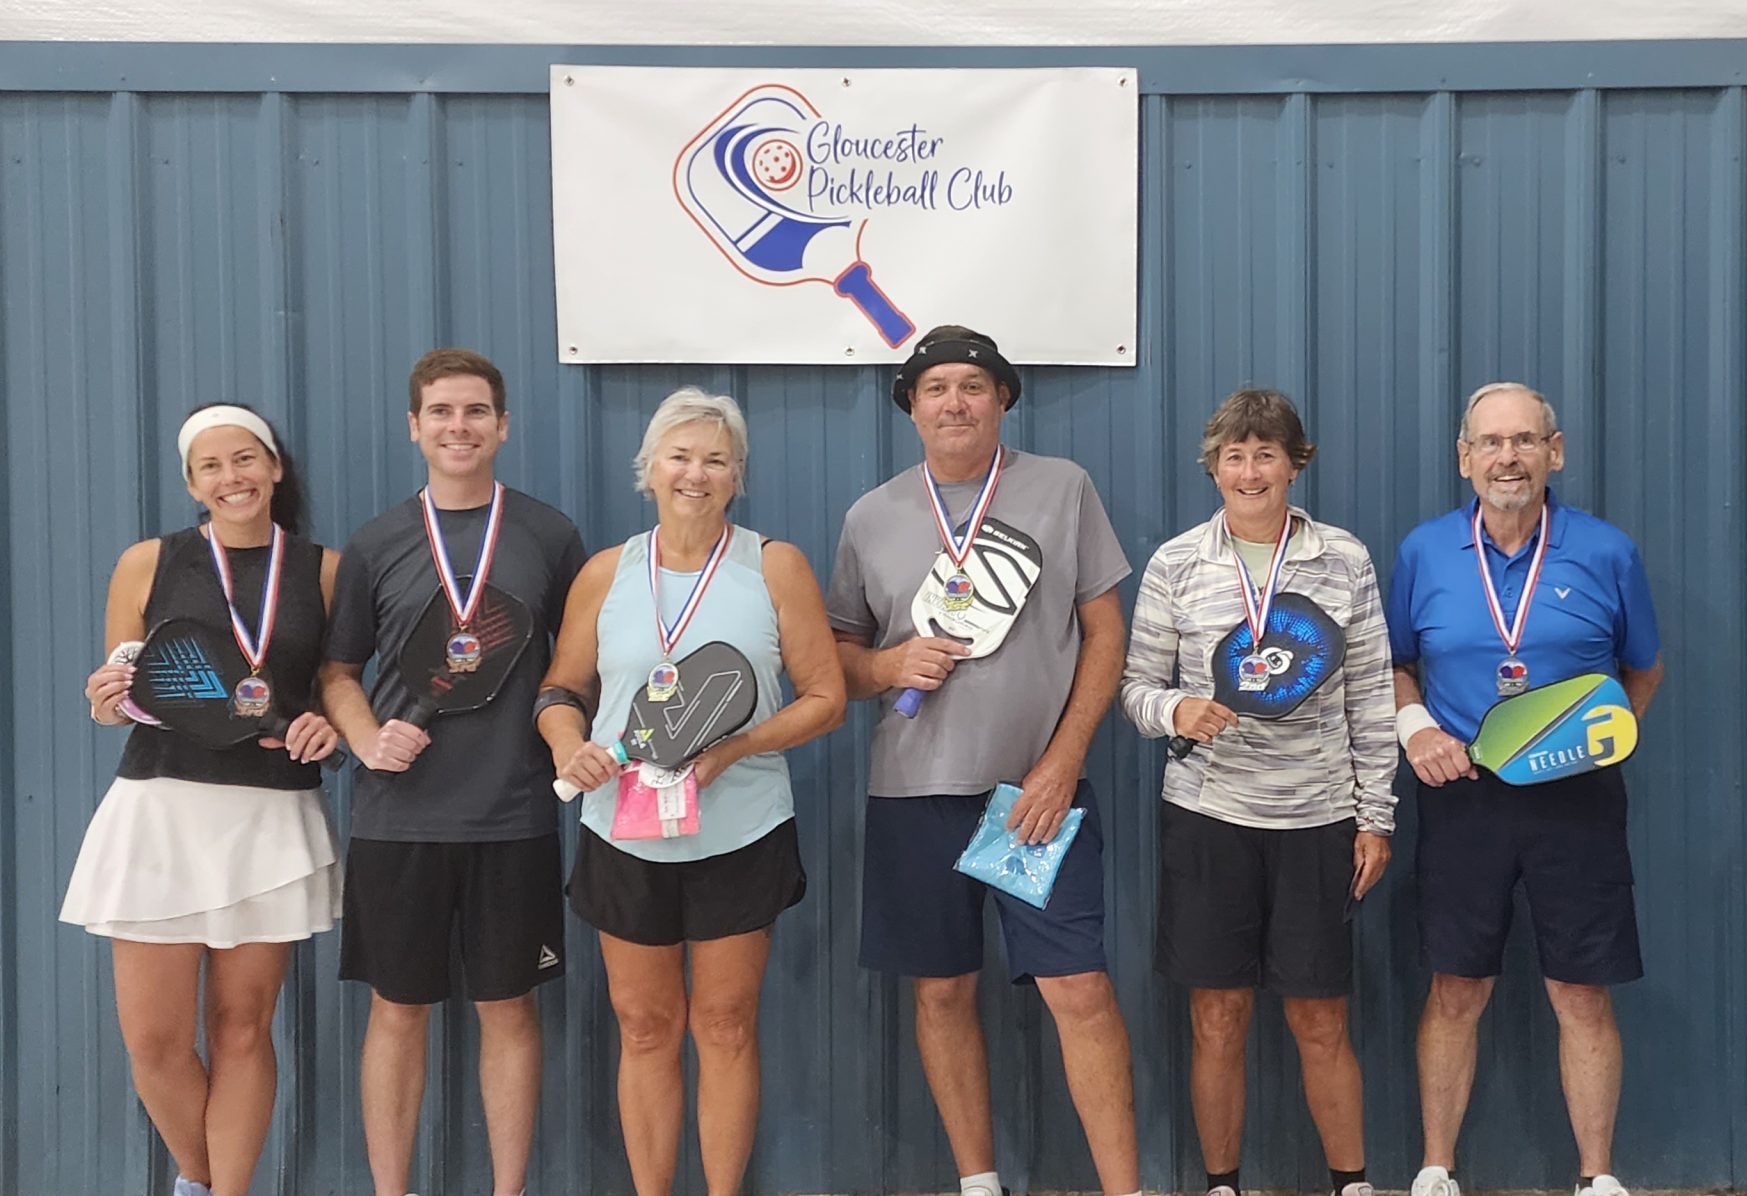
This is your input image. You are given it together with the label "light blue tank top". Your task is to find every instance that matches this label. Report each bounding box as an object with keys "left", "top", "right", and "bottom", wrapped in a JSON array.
[{"left": 579, "top": 525, "right": 792, "bottom": 861}]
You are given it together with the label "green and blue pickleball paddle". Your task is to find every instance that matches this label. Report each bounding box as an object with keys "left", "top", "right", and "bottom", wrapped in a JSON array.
[{"left": 1467, "top": 672, "right": 1638, "bottom": 785}]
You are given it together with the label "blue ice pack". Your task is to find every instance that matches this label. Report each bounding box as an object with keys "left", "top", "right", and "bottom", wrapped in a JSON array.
[{"left": 952, "top": 782, "right": 1086, "bottom": 909}]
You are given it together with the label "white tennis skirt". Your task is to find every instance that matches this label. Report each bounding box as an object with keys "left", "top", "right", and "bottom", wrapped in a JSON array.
[{"left": 60, "top": 775, "right": 342, "bottom": 948}]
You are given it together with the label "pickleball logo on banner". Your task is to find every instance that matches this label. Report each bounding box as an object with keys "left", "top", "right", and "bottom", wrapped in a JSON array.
[
  {"left": 1468, "top": 674, "right": 1639, "bottom": 785},
  {"left": 674, "top": 84, "right": 916, "bottom": 347}
]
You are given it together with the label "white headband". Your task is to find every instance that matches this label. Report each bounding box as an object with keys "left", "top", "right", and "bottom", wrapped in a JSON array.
[{"left": 177, "top": 406, "right": 280, "bottom": 475}]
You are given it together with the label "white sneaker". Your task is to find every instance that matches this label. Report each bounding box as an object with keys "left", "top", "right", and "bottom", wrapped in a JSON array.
[
  {"left": 1337, "top": 1184, "right": 1375, "bottom": 1196},
  {"left": 1207, "top": 1186, "right": 1239, "bottom": 1196},
  {"left": 1578, "top": 1177, "right": 1629, "bottom": 1196},
  {"left": 173, "top": 1179, "right": 212, "bottom": 1196},
  {"left": 1412, "top": 1166, "right": 1461, "bottom": 1196}
]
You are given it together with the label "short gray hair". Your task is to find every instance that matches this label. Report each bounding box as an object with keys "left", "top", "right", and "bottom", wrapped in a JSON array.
[
  {"left": 1459, "top": 381, "right": 1559, "bottom": 441},
  {"left": 633, "top": 386, "right": 749, "bottom": 496}
]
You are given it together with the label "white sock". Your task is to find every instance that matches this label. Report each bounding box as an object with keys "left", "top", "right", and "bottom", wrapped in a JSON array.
[{"left": 961, "top": 1170, "right": 1003, "bottom": 1196}]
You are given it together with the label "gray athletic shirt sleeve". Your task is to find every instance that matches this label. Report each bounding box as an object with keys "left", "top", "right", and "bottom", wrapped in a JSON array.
[
  {"left": 325, "top": 488, "right": 587, "bottom": 842},
  {"left": 825, "top": 449, "right": 1129, "bottom": 796}
]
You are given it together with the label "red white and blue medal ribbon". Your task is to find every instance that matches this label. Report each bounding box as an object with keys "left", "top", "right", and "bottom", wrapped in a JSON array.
[
  {"left": 648, "top": 522, "right": 732, "bottom": 673},
  {"left": 1473, "top": 501, "right": 1549, "bottom": 694},
  {"left": 207, "top": 523, "right": 284, "bottom": 676},
  {"left": 921, "top": 447, "right": 1003, "bottom": 611},
  {"left": 1229, "top": 509, "right": 1299, "bottom": 677},
  {"left": 420, "top": 481, "right": 505, "bottom": 628}
]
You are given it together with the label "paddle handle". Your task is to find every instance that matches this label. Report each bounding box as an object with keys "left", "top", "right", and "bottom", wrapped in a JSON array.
[
  {"left": 1168, "top": 735, "right": 1197, "bottom": 760},
  {"left": 552, "top": 740, "right": 632, "bottom": 802},
  {"left": 403, "top": 698, "right": 439, "bottom": 731},
  {"left": 259, "top": 713, "right": 345, "bottom": 772},
  {"left": 895, "top": 687, "right": 925, "bottom": 719}
]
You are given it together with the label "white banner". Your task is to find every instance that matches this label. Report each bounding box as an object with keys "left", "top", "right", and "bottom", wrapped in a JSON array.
[{"left": 551, "top": 66, "right": 1138, "bottom": 365}]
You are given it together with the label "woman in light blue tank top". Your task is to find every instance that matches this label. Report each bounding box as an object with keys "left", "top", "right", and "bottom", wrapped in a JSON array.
[{"left": 535, "top": 386, "right": 844, "bottom": 1196}]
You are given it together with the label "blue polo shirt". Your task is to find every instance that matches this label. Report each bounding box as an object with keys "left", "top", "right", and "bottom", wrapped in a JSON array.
[{"left": 1386, "top": 491, "right": 1659, "bottom": 743}]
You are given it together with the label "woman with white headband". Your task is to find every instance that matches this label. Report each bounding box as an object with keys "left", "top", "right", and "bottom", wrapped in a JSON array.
[{"left": 61, "top": 403, "right": 343, "bottom": 1196}]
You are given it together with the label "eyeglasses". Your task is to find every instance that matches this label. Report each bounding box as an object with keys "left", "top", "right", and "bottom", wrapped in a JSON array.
[{"left": 1464, "top": 432, "right": 1553, "bottom": 457}]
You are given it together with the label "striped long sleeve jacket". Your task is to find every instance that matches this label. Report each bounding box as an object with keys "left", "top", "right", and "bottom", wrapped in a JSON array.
[{"left": 1119, "top": 506, "right": 1399, "bottom": 834}]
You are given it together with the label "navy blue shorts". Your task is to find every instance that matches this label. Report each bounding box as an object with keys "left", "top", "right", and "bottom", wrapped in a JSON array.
[
  {"left": 1416, "top": 767, "right": 1642, "bottom": 985},
  {"left": 859, "top": 780, "right": 1107, "bottom": 983}
]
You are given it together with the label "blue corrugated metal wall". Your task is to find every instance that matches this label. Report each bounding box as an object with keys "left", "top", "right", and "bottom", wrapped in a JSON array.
[{"left": 2, "top": 43, "right": 1745, "bottom": 1195}]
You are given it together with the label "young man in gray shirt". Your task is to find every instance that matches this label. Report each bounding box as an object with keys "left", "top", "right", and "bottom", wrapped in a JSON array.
[{"left": 826, "top": 325, "right": 1140, "bottom": 1196}]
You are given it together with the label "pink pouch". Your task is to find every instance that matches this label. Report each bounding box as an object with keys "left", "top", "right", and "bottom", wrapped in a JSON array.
[{"left": 610, "top": 763, "right": 700, "bottom": 840}]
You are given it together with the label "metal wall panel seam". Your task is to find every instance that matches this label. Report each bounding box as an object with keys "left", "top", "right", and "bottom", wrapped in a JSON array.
[
  {"left": 1277, "top": 92, "right": 1314, "bottom": 459},
  {"left": 1709, "top": 80, "right": 1747, "bottom": 1186},
  {"left": 11, "top": 95, "right": 63, "bottom": 1196},
  {"left": 1561, "top": 89, "right": 1602, "bottom": 475},
  {"left": 1129, "top": 88, "right": 1178, "bottom": 1186},
  {"left": 0, "top": 93, "right": 21, "bottom": 1196},
  {"left": 1414, "top": 91, "right": 1458, "bottom": 529},
  {"left": 101, "top": 87, "right": 159, "bottom": 1196}
]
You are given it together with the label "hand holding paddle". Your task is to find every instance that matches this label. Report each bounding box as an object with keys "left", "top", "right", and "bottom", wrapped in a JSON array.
[
  {"left": 86, "top": 654, "right": 138, "bottom": 725},
  {"left": 128, "top": 617, "right": 343, "bottom": 768},
  {"left": 885, "top": 636, "right": 972, "bottom": 695},
  {"left": 1404, "top": 725, "right": 1478, "bottom": 786},
  {"left": 896, "top": 512, "right": 1044, "bottom": 719},
  {"left": 1171, "top": 697, "right": 1240, "bottom": 750},
  {"left": 554, "top": 740, "right": 620, "bottom": 797},
  {"left": 357, "top": 718, "right": 432, "bottom": 773},
  {"left": 1167, "top": 592, "right": 1346, "bottom": 760},
  {"left": 552, "top": 641, "right": 758, "bottom": 802}
]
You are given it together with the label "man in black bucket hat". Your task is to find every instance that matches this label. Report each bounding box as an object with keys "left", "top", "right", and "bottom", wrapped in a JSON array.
[{"left": 826, "top": 324, "right": 1140, "bottom": 1196}]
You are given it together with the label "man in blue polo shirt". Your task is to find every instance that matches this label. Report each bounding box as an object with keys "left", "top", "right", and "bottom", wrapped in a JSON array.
[{"left": 1387, "top": 382, "right": 1662, "bottom": 1196}]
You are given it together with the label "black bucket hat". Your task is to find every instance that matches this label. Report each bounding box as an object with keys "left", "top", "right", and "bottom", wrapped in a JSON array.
[{"left": 891, "top": 325, "right": 1022, "bottom": 412}]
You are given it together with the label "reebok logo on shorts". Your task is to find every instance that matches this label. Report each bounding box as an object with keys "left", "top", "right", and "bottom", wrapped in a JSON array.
[{"left": 537, "top": 945, "right": 559, "bottom": 969}]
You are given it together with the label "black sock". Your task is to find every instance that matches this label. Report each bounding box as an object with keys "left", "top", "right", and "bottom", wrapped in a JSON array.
[
  {"left": 1207, "top": 1169, "right": 1240, "bottom": 1193},
  {"left": 1580, "top": 1178, "right": 1596, "bottom": 1191},
  {"left": 1331, "top": 1168, "right": 1368, "bottom": 1192}
]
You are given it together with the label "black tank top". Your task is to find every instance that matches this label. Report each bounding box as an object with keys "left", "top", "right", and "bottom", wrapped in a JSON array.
[{"left": 117, "top": 526, "right": 327, "bottom": 790}]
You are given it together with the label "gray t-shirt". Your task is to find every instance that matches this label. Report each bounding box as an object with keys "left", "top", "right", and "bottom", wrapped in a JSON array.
[
  {"left": 826, "top": 449, "right": 1130, "bottom": 796},
  {"left": 326, "top": 488, "right": 586, "bottom": 842}
]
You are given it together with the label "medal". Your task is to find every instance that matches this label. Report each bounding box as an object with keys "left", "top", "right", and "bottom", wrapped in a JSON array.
[
  {"left": 648, "top": 522, "right": 731, "bottom": 684},
  {"left": 1226, "top": 509, "right": 1294, "bottom": 693},
  {"left": 920, "top": 446, "right": 1004, "bottom": 612},
  {"left": 943, "top": 572, "right": 975, "bottom": 611},
  {"left": 1496, "top": 656, "right": 1529, "bottom": 696},
  {"left": 1237, "top": 653, "right": 1272, "bottom": 692},
  {"left": 232, "top": 674, "right": 272, "bottom": 717},
  {"left": 421, "top": 482, "right": 505, "bottom": 673},
  {"left": 446, "top": 630, "right": 483, "bottom": 673},
  {"left": 1472, "top": 502, "right": 1549, "bottom": 697},
  {"left": 207, "top": 523, "right": 284, "bottom": 720},
  {"left": 645, "top": 660, "right": 680, "bottom": 702}
]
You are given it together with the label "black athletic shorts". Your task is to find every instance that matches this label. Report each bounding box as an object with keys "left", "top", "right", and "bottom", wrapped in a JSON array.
[
  {"left": 1416, "top": 767, "right": 1641, "bottom": 984},
  {"left": 340, "top": 834, "right": 566, "bottom": 1005},
  {"left": 1156, "top": 802, "right": 1357, "bottom": 997},
  {"left": 568, "top": 818, "right": 806, "bottom": 946}
]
